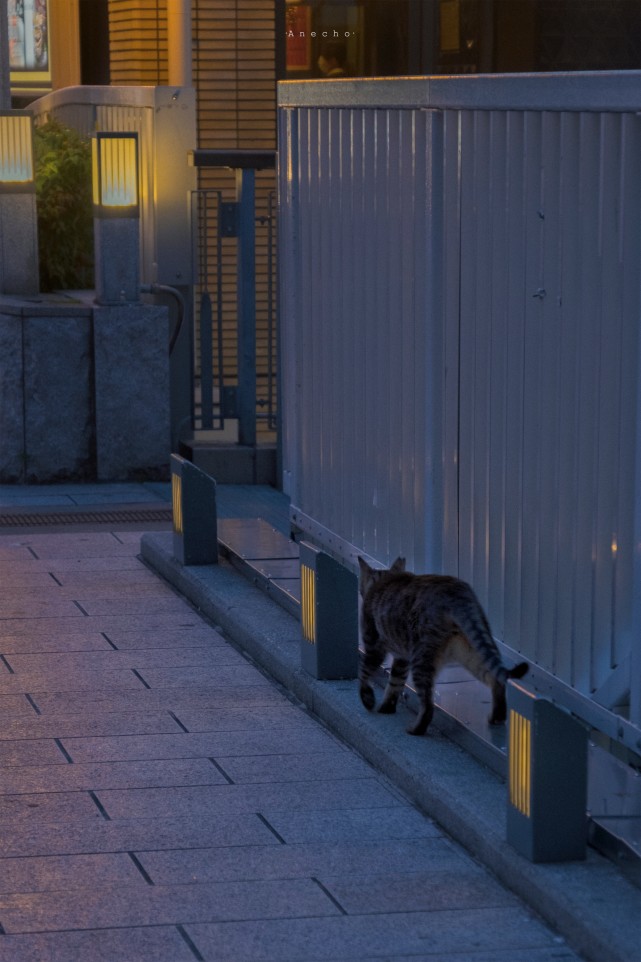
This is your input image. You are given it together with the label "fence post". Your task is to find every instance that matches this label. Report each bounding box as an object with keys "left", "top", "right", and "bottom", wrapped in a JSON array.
[{"left": 236, "top": 167, "right": 257, "bottom": 446}]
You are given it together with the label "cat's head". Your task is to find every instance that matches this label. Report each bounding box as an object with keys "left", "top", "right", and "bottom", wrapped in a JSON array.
[{"left": 357, "top": 556, "right": 406, "bottom": 596}]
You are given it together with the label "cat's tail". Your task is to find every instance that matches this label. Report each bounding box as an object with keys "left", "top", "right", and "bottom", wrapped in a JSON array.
[
  {"left": 506, "top": 661, "right": 529, "bottom": 680},
  {"left": 455, "top": 603, "right": 529, "bottom": 685},
  {"left": 491, "top": 660, "right": 529, "bottom": 685}
]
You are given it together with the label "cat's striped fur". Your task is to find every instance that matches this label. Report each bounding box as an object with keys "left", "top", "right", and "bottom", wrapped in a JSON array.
[{"left": 358, "top": 557, "right": 529, "bottom": 736}]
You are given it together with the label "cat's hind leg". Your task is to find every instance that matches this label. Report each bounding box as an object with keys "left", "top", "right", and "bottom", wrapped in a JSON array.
[
  {"left": 378, "top": 657, "right": 410, "bottom": 714},
  {"left": 406, "top": 661, "right": 436, "bottom": 736},
  {"left": 359, "top": 614, "right": 385, "bottom": 711},
  {"left": 489, "top": 679, "right": 507, "bottom": 725}
]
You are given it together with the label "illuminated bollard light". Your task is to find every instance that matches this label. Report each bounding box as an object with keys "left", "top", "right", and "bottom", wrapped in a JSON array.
[
  {"left": 171, "top": 454, "right": 218, "bottom": 566},
  {"left": 92, "top": 131, "right": 141, "bottom": 304},
  {"left": 0, "top": 111, "right": 38, "bottom": 295},
  {"left": 299, "top": 542, "right": 358, "bottom": 680},
  {"left": 507, "top": 680, "right": 588, "bottom": 862}
]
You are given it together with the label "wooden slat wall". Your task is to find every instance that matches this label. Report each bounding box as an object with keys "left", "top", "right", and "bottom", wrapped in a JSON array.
[
  {"left": 108, "top": 0, "right": 278, "bottom": 439},
  {"left": 108, "top": 0, "right": 168, "bottom": 88},
  {"left": 193, "top": 0, "right": 276, "bottom": 150}
]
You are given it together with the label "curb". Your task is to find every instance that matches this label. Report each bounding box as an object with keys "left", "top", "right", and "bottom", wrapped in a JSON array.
[{"left": 141, "top": 531, "right": 639, "bottom": 962}]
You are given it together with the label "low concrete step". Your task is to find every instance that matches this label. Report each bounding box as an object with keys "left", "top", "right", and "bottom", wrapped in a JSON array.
[{"left": 180, "top": 442, "right": 277, "bottom": 485}]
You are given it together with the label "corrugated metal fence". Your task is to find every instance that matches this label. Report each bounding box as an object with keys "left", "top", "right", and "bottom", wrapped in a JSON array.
[{"left": 277, "top": 73, "right": 641, "bottom": 749}]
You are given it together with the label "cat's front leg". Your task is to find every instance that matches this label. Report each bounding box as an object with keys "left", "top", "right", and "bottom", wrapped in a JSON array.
[{"left": 378, "top": 657, "right": 410, "bottom": 714}]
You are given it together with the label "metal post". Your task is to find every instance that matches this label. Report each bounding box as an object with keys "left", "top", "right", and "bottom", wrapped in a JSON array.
[
  {"left": 0, "top": 0, "right": 10, "bottom": 109},
  {"left": 167, "top": 0, "right": 193, "bottom": 87},
  {"left": 236, "top": 167, "right": 257, "bottom": 447}
]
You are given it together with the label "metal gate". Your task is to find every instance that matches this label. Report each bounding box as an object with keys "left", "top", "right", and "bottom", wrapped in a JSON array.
[{"left": 190, "top": 150, "right": 278, "bottom": 446}]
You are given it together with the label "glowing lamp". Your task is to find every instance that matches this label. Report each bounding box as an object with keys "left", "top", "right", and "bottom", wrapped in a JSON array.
[
  {"left": 92, "top": 132, "right": 139, "bottom": 215},
  {"left": 507, "top": 681, "right": 588, "bottom": 862},
  {"left": 0, "top": 113, "right": 34, "bottom": 190},
  {"left": 299, "top": 542, "right": 358, "bottom": 680},
  {"left": 0, "top": 112, "right": 38, "bottom": 295},
  {"left": 92, "top": 131, "right": 141, "bottom": 303}
]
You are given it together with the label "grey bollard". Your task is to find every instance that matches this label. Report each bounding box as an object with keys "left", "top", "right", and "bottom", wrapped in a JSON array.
[
  {"left": 171, "top": 453, "right": 218, "bottom": 565},
  {"left": 299, "top": 541, "right": 358, "bottom": 680},
  {"left": 507, "top": 680, "right": 588, "bottom": 862}
]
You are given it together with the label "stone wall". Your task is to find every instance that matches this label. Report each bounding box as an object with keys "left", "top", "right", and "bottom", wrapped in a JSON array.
[{"left": 0, "top": 294, "right": 170, "bottom": 483}]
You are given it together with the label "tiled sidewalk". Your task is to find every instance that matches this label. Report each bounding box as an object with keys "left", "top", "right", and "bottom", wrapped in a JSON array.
[{"left": 0, "top": 527, "right": 584, "bottom": 961}]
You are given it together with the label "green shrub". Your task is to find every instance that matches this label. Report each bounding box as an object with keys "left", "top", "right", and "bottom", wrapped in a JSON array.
[{"left": 34, "top": 120, "right": 94, "bottom": 292}]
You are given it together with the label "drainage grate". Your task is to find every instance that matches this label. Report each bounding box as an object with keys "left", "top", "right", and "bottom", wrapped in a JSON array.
[{"left": 0, "top": 507, "right": 173, "bottom": 528}]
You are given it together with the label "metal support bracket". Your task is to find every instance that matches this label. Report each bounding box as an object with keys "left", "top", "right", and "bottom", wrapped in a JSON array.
[{"left": 219, "top": 202, "right": 239, "bottom": 237}]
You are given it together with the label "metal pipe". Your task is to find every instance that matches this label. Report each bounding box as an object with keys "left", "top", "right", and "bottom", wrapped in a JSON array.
[
  {"left": 140, "top": 282, "right": 185, "bottom": 354},
  {"left": 167, "top": 0, "right": 193, "bottom": 88}
]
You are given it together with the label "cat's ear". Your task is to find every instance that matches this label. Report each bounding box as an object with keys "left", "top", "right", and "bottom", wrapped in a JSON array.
[
  {"left": 357, "top": 556, "right": 371, "bottom": 574},
  {"left": 390, "top": 556, "right": 406, "bottom": 572}
]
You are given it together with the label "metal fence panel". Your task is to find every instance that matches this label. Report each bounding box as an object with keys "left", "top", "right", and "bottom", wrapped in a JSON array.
[
  {"left": 280, "top": 105, "right": 447, "bottom": 573},
  {"left": 278, "top": 74, "right": 641, "bottom": 741}
]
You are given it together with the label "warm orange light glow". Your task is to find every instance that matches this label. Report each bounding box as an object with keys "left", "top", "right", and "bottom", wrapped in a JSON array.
[
  {"left": 509, "top": 709, "right": 531, "bottom": 817},
  {"left": 172, "top": 473, "right": 183, "bottom": 535},
  {"left": 301, "top": 562, "right": 316, "bottom": 643},
  {"left": 0, "top": 113, "right": 33, "bottom": 184},
  {"left": 92, "top": 133, "right": 139, "bottom": 208}
]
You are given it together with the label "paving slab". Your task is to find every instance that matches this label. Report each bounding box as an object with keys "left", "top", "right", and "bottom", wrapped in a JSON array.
[
  {"left": 262, "top": 806, "right": 445, "bottom": 844},
  {"left": 184, "top": 910, "right": 575, "bottom": 961},
  {"left": 258, "top": 952, "right": 580, "bottom": 962},
  {"left": 0, "top": 583, "right": 171, "bottom": 604},
  {"left": 132, "top": 662, "right": 279, "bottom": 689},
  {"left": 0, "top": 694, "right": 42, "bottom": 717},
  {"left": 0, "top": 791, "right": 100, "bottom": 822},
  {"left": 0, "top": 709, "right": 187, "bottom": 741},
  {"left": 5, "top": 645, "right": 239, "bottom": 675},
  {"left": 135, "top": 837, "right": 464, "bottom": 885},
  {"left": 209, "top": 748, "right": 377, "bottom": 783},
  {"left": 0, "top": 613, "right": 208, "bottom": 638},
  {"left": 0, "top": 668, "right": 149, "bottom": 695},
  {"left": 101, "top": 626, "right": 223, "bottom": 649},
  {"left": 0, "top": 852, "right": 145, "bottom": 894},
  {"left": 0, "top": 739, "right": 69, "bottom": 768},
  {"left": 94, "top": 777, "right": 402, "bottom": 820},
  {"left": 0, "top": 926, "right": 198, "bottom": 962},
  {"left": 57, "top": 727, "right": 349, "bottom": 764},
  {"left": 0, "top": 634, "right": 113, "bottom": 653},
  {"left": 0, "top": 812, "right": 280, "bottom": 858},
  {"left": 0, "top": 757, "right": 230, "bottom": 794},
  {"left": 0, "top": 877, "right": 339, "bottom": 933},
  {"left": 0, "top": 600, "right": 86, "bottom": 620},
  {"left": 317, "top": 869, "right": 519, "bottom": 914},
  {"left": 166, "top": 704, "right": 319, "bottom": 733},
  {"left": 29, "top": 684, "right": 291, "bottom": 716}
]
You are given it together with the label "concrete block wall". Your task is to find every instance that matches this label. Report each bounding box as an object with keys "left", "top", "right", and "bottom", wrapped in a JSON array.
[{"left": 0, "top": 295, "right": 170, "bottom": 483}]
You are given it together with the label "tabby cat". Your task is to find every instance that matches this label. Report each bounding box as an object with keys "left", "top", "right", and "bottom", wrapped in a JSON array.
[{"left": 358, "top": 557, "right": 529, "bottom": 736}]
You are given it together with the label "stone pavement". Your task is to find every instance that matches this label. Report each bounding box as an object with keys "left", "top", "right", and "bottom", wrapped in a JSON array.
[{"left": 0, "top": 522, "right": 591, "bottom": 962}]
